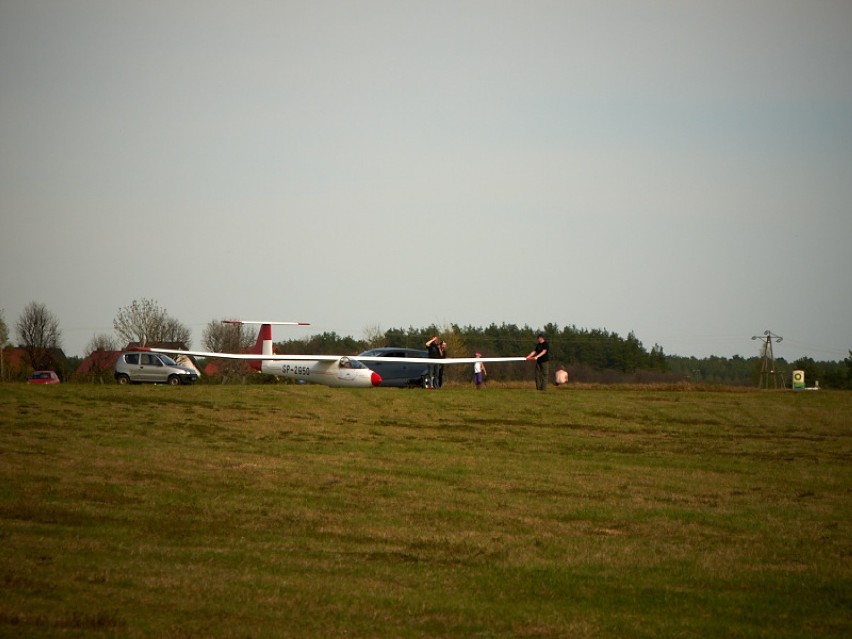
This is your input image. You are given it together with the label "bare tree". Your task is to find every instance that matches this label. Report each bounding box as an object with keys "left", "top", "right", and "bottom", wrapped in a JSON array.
[
  {"left": 113, "top": 298, "right": 165, "bottom": 346},
  {"left": 202, "top": 319, "right": 256, "bottom": 383},
  {"left": 86, "top": 333, "right": 119, "bottom": 353},
  {"left": 113, "top": 298, "right": 191, "bottom": 348},
  {"left": 162, "top": 317, "right": 192, "bottom": 346},
  {"left": 15, "top": 302, "right": 62, "bottom": 371},
  {"left": 202, "top": 319, "right": 254, "bottom": 353},
  {"left": 0, "top": 308, "right": 8, "bottom": 381},
  {"left": 0, "top": 309, "right": 8, "bottom": 348},
  {"left": 362, "top": 324, "right": 385, "bottom": 349}
]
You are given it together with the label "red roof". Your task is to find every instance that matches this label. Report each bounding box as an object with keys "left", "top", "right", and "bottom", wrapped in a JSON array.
[{"left": 74, "top": 350, "right": 121, "bottom": 376}]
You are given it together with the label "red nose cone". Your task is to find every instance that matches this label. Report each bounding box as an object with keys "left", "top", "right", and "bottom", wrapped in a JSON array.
[{"left": 371, "top": 372, "right": 382, "bottom": 387}]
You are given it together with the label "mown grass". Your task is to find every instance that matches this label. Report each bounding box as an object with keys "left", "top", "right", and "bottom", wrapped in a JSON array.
[{"left": 0, "top": 383, "right": 849, "bottom": 637}]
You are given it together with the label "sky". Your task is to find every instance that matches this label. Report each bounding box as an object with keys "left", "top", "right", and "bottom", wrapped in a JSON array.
[{"left": 2, "top": 0, "right": 851, "bottom": 362}]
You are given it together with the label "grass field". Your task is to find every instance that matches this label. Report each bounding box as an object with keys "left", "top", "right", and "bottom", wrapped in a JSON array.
[{"left": 1, "top": 382, "right": 849, "bottom": 638}]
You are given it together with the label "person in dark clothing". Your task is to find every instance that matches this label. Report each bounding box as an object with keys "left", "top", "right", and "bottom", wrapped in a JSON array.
[
  {"left": 526, "top": 334, "right": 550, "bottom": 391},
  {"left": 436, "top": 340, "right": 447, "bottom": 388},
  {"left": 425, "top": 336, "right": 441, "bottom": 389}
]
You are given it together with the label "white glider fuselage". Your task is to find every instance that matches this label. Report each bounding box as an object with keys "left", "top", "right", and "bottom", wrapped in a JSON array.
[
  {"left": 257, "top": 357, "right": 380, "bottom": 388},
  {"left": 249, "top": 321, "right": 380, "bottom": 387}
]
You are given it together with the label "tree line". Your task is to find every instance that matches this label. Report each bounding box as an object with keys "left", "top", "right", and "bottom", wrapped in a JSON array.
[
  {"left": 665, "top": 354, "right": 852, "bottom": 390},
  {"left": 1, "top": 299, "right": 850, "bottom": 388}
]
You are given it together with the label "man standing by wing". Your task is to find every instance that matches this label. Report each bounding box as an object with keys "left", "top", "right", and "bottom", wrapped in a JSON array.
[
  {"left": 527, "top": 334, "right": 550, "bottom": 391},
  {"left": 425, "top": 335, "right": 442, "bottom": 389}
]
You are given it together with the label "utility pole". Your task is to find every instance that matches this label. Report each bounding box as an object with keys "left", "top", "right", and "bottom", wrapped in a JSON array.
[{"left": 752, "top": 330, "right": 784, "bottom": 389}]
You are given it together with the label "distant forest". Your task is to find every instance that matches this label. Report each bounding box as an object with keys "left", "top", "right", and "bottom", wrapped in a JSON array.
[{"left": 274, "top": 323, "right": 852, "bottom": 389}]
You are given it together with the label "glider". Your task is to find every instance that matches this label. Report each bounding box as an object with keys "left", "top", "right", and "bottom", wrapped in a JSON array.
[{"left": 132, "top": 321, "right": 527, "bottom": 388}]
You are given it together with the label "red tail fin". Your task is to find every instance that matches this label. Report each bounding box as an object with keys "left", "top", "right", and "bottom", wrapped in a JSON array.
[
  {"left": 248, "top": 323, "right": 273, "bottom": 371},
  {"left": 222, "top": 321, "right": 308, "bottom": 373}
]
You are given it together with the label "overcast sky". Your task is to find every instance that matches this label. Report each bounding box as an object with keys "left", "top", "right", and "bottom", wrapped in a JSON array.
[{"left": 2, "top": 1, "right": 850, "bottom": 362}]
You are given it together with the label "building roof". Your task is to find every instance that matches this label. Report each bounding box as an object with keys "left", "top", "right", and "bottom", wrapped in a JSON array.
[{"left": 74, "top": 350, "right": 121, "bottom": 376}]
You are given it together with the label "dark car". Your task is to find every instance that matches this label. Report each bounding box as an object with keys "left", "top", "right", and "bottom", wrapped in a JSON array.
[
  {"left": 355, "top": 348, "right": 430, "bottom": 388},
  {"left": 27, "top": 370, "right": 61, "bottom": 384}
]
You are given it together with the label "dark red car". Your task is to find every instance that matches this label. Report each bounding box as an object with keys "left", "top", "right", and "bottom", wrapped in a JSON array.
[{"left": 27, "top": 370, "right": 61, "bottom": 384}]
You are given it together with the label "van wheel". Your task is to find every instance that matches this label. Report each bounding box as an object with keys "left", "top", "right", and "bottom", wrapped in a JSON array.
[
  {"left": 167, "top": 375, "right": 181, "bottom": 386},
  {"left": 116, "top": 374, "right": 131, "bottom": 385}
]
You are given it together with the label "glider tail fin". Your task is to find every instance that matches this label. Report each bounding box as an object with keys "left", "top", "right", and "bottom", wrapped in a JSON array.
[
  {"left": 249, "top": 323, "right": 274, "bottom": 372},
  {"left": 223, "top": 320, "right": 310, "bottom": 372},
  {"left": 222, "top": 320, "right": 275, "bottom": 372}
]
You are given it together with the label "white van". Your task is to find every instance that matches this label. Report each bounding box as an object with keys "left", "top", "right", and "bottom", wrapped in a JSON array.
[{"left": 114, "top": 352, "right": 199, "bottom": 385}]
